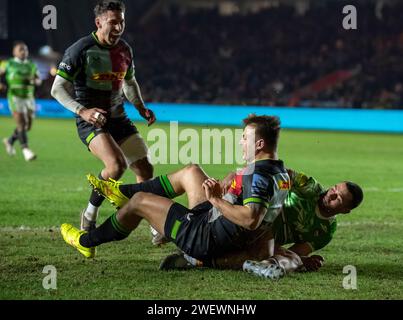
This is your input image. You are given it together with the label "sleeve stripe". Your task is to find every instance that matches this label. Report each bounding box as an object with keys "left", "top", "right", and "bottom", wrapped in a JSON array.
[
  {"left": 243, "top": 197, "right": 269, "bottom": 208},
  {"left": 56, "top": 69, "right": 74, "bottom": 82},
  {"left": 124, "top": 68, "right": 134, "bottom": 80}
]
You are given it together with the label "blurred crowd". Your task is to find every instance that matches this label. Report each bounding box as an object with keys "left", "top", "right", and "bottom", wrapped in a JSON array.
[
  {"left": 2, "top": 1, "right": 403, "bottom": 109},
  {"left": 131, "top": 2, "right": 403, "bottom": 109}
]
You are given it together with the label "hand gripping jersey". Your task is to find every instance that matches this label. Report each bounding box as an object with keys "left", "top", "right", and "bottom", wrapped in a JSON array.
[
  {"left": 225, "top": 159, "right": 291, "bottom": 225},
  {"left": 56, "top": 32, "right": 135, "bottom": 118},
  {"left": 272, "top": 171, "right": 337, "bottom": 251},
  {"left": 1, "top": 58, "right": 38, "bottom": 98},
  {"left": 164, "top": 159, "right": 291, "bottom": 259}
]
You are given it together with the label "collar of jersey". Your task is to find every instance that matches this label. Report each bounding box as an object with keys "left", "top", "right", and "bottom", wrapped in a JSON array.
[
  {"left": 91, "top": 31, "right": 116, "bottom": 49},
  {"left": 13, "top": 57, "right": 28, "bottom": 64}
]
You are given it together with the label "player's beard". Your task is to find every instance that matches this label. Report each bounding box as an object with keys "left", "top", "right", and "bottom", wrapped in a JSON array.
[{"left": 318, "top": 193, "right": 332, "bottom": 215}]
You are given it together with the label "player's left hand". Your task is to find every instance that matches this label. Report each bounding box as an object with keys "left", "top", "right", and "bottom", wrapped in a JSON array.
[
  {"left": 139, "top": 107, "right": 156, "bottom": 126},
  {"left": 202, "top": 178, "right": 223, "bottom": 201}
]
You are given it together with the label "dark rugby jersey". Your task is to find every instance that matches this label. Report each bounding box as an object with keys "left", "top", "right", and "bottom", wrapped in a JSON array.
[
  {"left": 214, "top": 159, "right": 290, "bottom": 224},
  {"left": 56, "top": 32, "right": 135, "bottom": 117},
  {"left": 207, "top": 159, "right": 290, "bottom": 249}
]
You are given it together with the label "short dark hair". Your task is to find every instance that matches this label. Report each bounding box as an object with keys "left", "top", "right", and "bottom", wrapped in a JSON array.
[
  {"left": 345, "top": 181, "right": 363, "bottom": 209},
  {"left": 13, "top": 41, "right": 27, "bottom": 49},
  {"left": 94, "top": 0, "right": 125, "bottom": 17},
  {"left": 242, "top": 114, "right": 281, "bottom": 151}
]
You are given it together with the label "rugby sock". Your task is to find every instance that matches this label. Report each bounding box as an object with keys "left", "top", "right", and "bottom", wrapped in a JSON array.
[
  {"left": 120, "top": 175, "right": 177, "bottom": 199},
  {"left": 79, "top": 212, "right": 130, "bottom": 247},
  {"left": 8, "top": 128, "right": 19, "bottom": 145},
  {"left": 84, "top": 203, "right": 99, "bottom": 222},
  {"left": 17, "top": 129, "right": 28, "bottom": 148},
  {"left": 86, "top": 173, "right": 106, "bottom": 220}
]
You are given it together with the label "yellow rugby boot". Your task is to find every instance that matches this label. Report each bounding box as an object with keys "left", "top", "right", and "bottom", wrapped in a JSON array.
[
  {"left": 87, "top": 174, "right": 129, "bottom": 209},
  {"left": 60, "top": 223, "right": 96, "bottom": 258}
]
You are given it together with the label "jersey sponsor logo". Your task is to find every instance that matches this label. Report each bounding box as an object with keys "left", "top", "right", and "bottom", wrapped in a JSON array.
[
  {"left": 278, "top": 180, "right": 290, "bottom": 190},
  {"left": 59, "top": 62, "right": 72, "bottom": 71},
  {"left": 228, "top": 174, "right": 242, "bottom": 196},
  {"left": 92, "top": 71, "right": 126, "bottom": 81}
]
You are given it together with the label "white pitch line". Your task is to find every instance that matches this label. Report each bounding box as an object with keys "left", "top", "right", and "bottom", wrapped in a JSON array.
[
  {"left": 337, "top": 221, "right": 403, "bottom": 227},
  {"left": 0, "top": 226, "right": 60, "bottom": 232},
  {"left": 61, "top": 186, "right": 86, "bottom": 192},
  {"left": 364, "top": 187, "right": 403, "bottom": 193}
]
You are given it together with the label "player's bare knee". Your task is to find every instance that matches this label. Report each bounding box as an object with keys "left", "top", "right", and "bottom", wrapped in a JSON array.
[
  {"left": 185, "top": 163, "right": 202, "bottom": 176},
  {"left": 130, "top": 191, "right": 147, "bottom": 209},
  {"left": 187, "top": 163, "right": 201, "bottom": 171},
  {"left": 107, "top": 159, "right": 127, "bottom": 178}
]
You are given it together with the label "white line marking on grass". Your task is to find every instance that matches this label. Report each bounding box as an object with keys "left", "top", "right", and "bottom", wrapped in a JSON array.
[
  {"left": 338, "top": 221, "right": 402, "bottom": 227},
  {"left": 61, "top": 187, "right": 85, "bottom": 192},
  {"left": 0, "top": 226, "right": 59, "bottom": 232},
  {"left": 364, "top": 187, "right": 403, "bottom": 193}
]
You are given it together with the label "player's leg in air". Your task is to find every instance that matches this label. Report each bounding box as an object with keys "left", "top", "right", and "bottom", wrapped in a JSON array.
[
  {"left": 87, "top": 163, "right": 210, "bottom": 210},
  {"left": 79, "top": 123, "right": 157, "bottom": 245},
  {"left": 87, "top": 163, "right": 214, "bottom": 246},
  {"left": 117, "top": 132, "right": 162, "bottom": 244},
  {"left": 61, "top": 164, "right": 211, "bottom": 258},
  {"left": 79, "top": 132, "right": 128, "bottom": 232}
]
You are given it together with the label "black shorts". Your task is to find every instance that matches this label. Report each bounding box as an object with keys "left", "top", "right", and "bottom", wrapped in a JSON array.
[
  {"left": 76, "top": 115, "right": 138, "bottom": 147},
  {"left": 164, "top": 201, "right": 245, "bottom": 261}
]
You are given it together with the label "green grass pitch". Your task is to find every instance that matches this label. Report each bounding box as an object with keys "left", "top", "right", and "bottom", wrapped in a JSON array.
[{"left": 0, "top": 116, "right": 402, "bottom": 299}]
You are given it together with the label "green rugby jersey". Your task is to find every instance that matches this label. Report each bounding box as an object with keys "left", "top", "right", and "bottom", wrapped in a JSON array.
[
  {"left": 272, "top": 171, "right": 337, "bottom": 251},
  {"left": 0, "top": 58, "right": 38, "bottom": 98}
]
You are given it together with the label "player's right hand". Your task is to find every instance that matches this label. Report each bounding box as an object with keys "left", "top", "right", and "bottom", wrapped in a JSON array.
[
  {"left": 220, "top": 172, "right": 236, "bottom": 194},
  {"left": 301, "top": 255, "right": 324, "bottom": 272},
  {"left": 78, "top": 108, "right": 107, "bottom": 128}
]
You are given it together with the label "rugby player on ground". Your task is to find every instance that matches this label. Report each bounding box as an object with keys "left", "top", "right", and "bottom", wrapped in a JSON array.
[
  {"left": 61, "top": 115, "right": 292, "bottom": 279},
  {"left": 86, "top": 154, "right": 363, "bottom": 279}
]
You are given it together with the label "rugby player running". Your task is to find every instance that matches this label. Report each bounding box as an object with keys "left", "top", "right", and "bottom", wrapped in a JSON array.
[{"left": 51, "top": 1, "right": 156, "bottom": 234}]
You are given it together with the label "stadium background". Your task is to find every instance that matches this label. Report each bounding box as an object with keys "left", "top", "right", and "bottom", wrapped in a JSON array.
[{"left": 0, "top": 0, "right": 402, "bottom": 301}]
